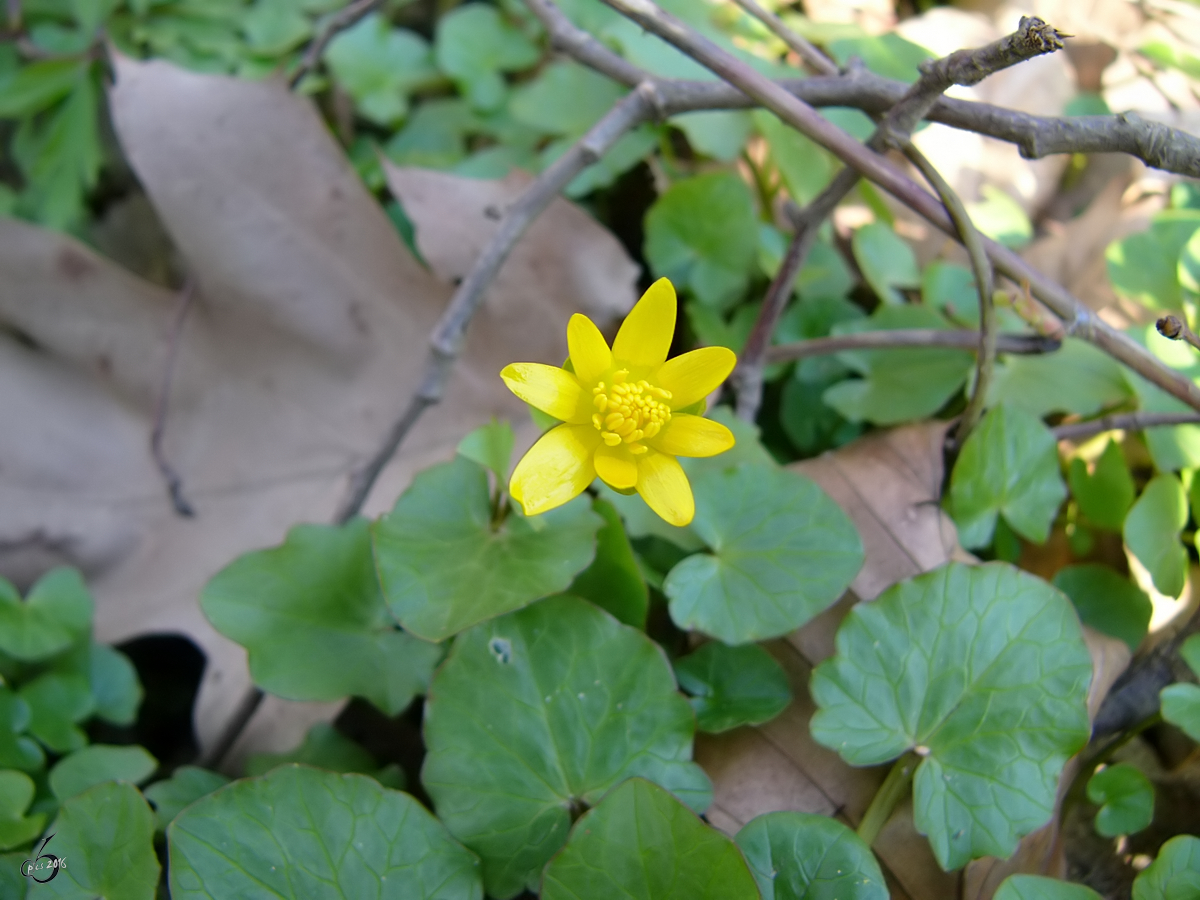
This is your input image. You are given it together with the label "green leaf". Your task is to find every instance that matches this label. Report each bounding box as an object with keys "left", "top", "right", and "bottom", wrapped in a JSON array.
[
  {"left": 995, "top": 874, "right": 1102, "bottom": 900},
  {"left": 644, "top": 171, "right": 760, "bottom": 309},
  {"left": 1086, "top": 763, "right": 1153, "bottom": 837},
  {"left": 0, "top": 569, "right": 93, "bottom": 662},
  {"left": 828, "top": 32, "right": 933, "bottom": 82},
  {"left": 754, "top": 110, "right": 835, "bottom": 205},
  {"left": 949, "top": 404, "right": 1067, "bottom": 549},
  {"left": 1123, "top": 474, "right": 1189, "bottom": 598},
  {"left": 555, "top": 124, "right": 659, "bottom": 198},
  {"left": 1065, "top": 92, "right": 1110, "bottom": 117},
  {"left": 966, "top": 185, "right": 1033, "bottom": 249},
  {"left": 988, "top": 339, "right": 1133, "bottom": 420},
  {"left": 48, "top": 744, "right": 157, "bottom": 800},
  {"left": 436, "top": 4, "right": 539, "bottom": 111},
  {"left": 0, "top": 770, "right": 45, "bottom": 852},
  {"left": 675, "top": 642, "right": 791, "bottom": 733},
  {"left": 19, "top": 673, "right": 94, "bottom": 754},
  {"left": 1106, "top": 211, "right": 1200, "bottom": 310},
  {"left": 203, "top": 518, "right": 441, "bottom": 714},
  {"left": 1182, "top": 633, "right": 1200, "bottom": 676},
  {"left": 169, "top": 765, "right": 482, "bottom": 899},
  {"left": 780, "top": 376, "right": 862, "bottom": 457},
  {"left": 373, "top": 456, "right": 601, "bottom": 642},
  {"left": 324, "top": 14, "right": 437, "bottom": 126},
  {"left": 852, "top": 221, "right": 919, "bottom": 305},
  {"left": 1132, "top": 835, "right": 1200, "bottom": 900},
  {"left": 142, "top": 766, "right": 229, "bottom": 832},
  {"left": 735, "top": 811, "right": 888, "bottom": 900},
  {"left": 0, "top": 690, "right": 42, "bottom": 773},
  {"left": 509, "top": 60, "right": 624, "bottom": 137},
  {"left": 1121, "top": 321, "right": 1200, "bottom": 472},
  {"left": 810, "top": 561, "right": 1093, "bottom": 870},
  {"left": 0, "top": 60, "right": 83, "bottom": 117},
  {"left": 568, "top": 498, "right": 649, "bottom": 629},
  {"left": 664, "top": 464, "right": 863, "bottom": 644},
  {"left": 37, "top": 782, "right": 159, "bottom": 899},
  {"left": 385, "top": 97, "right": 474, "bottom": 168},
  {"left": 823, "top": 304, "right": 973, "bottom": 425},
  {"left": 673, "top": 110, "right": 753, "bottom": 162},
  {"left": 1180, "top": 225, "right": 1200, "bottom": 295},
  {"left": 245, "top": 722, "right": 378, "bottom": 778},
  {"left": 1160, "top": 682, "right": 1200, "bottom": 741},
  {"left": 242, "top": 0, "right": 311, "bottom": 55},
  {"left": 83, "top": 644, "right": 142, "bottom": 727},
  {"left": 541, "top": 778, "right": 758, "bottom": 900},
  {"left": 923, "top": 261, "right": 978, "bottom": 324},
  {"left": 0, "top": 851, "right": 26, "bottom": 898},
  {"left": 1052, "top": 565, "right": 1151, "bottom": 653},
  {"left": 1068, "top": 440, "right": 1135, "bottom": 532},
  {"left": 759, "top": 228, "right": 854, "bottom": 301},
  {"left": 422, "top": 596, "right": 711, "bottom": 899},
  {"left": 456, "top": 418, "right": 515, "bottom": 482}
]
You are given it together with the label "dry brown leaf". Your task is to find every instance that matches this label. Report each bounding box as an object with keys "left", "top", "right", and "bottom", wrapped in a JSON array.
[
  {"left": 695, "top": 422, "right": 1129, "bottom": 900},
  {"left": 0, "top": 55, "right": 638, "bottom": 762}
]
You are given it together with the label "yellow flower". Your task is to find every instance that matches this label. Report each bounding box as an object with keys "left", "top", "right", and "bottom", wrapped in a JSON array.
[{"left": 501, "top": 278, "right": 736, "bottom": 527}]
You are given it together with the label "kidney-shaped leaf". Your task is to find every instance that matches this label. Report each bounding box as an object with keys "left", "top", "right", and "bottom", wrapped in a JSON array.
[
  {"left": 994, "top": 874, "right": 1102, "bottom": 900},
  {"left": 38, "top": 782, "right": 160, "bottom": 899},
  {"left": 810, "top": 562, "right": 1093, "bottom": 870},
  {"left": 541, "top": 778, "right": 758, "bottom": 900},
  {"left": 422, "top": 596, "right": 711, "bottom": 899},
  {"left": 1086, "top": 763, "right": 1153, "bottom": 837},
  {"left": 664, "top": 464, "right": 863, "bottom": 644},
  {"left": 373, "top": 456, "right": 601, "bottom": 642},
  {"left": 0, "top": 568, "right": 92, "bottom": 662},
  {"left": 49, "top": 744, "right": 157, "bottom": 799},
  {"left": 735, "top": 811, "right": 888, "bottom": 900},
  {"left": 1132, "top": 835, "right": 1200, "bottom": 900},
  {"left": 1123, "top": 474, "right": 1189, "bottom": 599},
  {"left": 201, "top": 518, "right": 442, "bottom": 715},
  {"left": 143, "top": 766, "right": 229, "bottom": 832},
  {"left": 675, "top": 642, "right": 792, "bottom": 733},
  {"left": 169, "top": 765, "right": 481, "bottom": 899},
  {"left": 0, "top": 770, "right": 44, "bottom": 851}
]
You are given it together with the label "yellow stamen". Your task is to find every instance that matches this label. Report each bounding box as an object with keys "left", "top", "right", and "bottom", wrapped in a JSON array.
[
  {"left": 594, "top": 394, "right": 607, "bottom": 412},
  {"left": 602, "top": 432, "right": 622, "bottom": 446}
]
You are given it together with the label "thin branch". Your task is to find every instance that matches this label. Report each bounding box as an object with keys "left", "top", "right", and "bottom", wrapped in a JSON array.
[
  {"left": 289, "top": 0, "right": 382, "bottom": 90},
  {"left": 1052, "top": 411, "right": 1200, "bottom": 441},
  {"left": 1157, "top": 314, "right": 1200, "bottom": 353},
  {"left": 730, "top": 0, "right": 837, "bottom": 76},
  {"left": 904, "top": 144, "right": 995, "bottom": 443},
  {"left": 150, "top": 278, "right": 196, "bottom": 518},
  {"left": 765, "top": 329, "right": 1060, "bottom": 363},
  {"left": 595, "top": 0, "right": 1200, "bottom": 413},
  {"left": 525, "top": 0, "right": 648, "bottom": 85}
]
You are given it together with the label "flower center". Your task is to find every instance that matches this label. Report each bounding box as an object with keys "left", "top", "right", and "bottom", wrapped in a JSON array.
[{"left": 590, "top": 369, "right": 671, "bottom": 455}]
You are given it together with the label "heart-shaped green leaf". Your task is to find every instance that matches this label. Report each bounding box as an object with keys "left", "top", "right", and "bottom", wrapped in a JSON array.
[
  {"left": 169, "top": 765, "right": 482, "bottom": 899},
  {"left": 0, "top": 770, "right": 45, "bottom": 851},
  {"left": 1068, "top": 440, "right": 1135, "bottom": 532},
  {"left": 422, "top": 596, "right": 711, "bottom": 899},
  {"left": 675, "top": 642, "right": 792, "bottom": 733},
  {"left": 1160, "top": 636, "right": 1200, "bottom": 741},
  {"left": 990, "top": 340, "right": 1133, "bottom": 421},
  {"left": 0, "top": 689, "right": 42, "bottom": 772},
  {"left": 949, "top": 404, "right": 1067, "bottom": 548},
  {"left": 456, "top": 419, "right": 515, "bottom": 484},
  {"left": 1133, "top": 834, "right": 1200, "bottom": 900},
  {"left": 541, "top": 778, "right": 758, "bottom": 900},
  {"left": 994, "top": 874, "right": 1102, "bottom": 900},
  {"left": 851, "top": 221, "right": 919, "bottom": 305},
  {"left": 568, "top": 498, "right": 649, "bottom": 629},
  {"left": 143, "top": 767, "right": 229, "bottom": 832},
  {"left": 1106, "top": 210, "right": 1200, "bottom": 310},
  {"left": 663, "top": 464, "right": 863, "bottom": 644},
  {"left": 1086, "top": 763, "right": 1153, "bottom": 837},
  {"left": 734, "top": 811, "right": 888, "bottom": 900},
  {"left": 48, "top": 744, "right": 157, "bottom": 800},
  {"left": 1124, "top": 474, "right": 1189, "bottom": 598},
  {"left": 373, "top": 456, "right": 601, "bottom": 642},
  {"left": 0, "top": 569, "right": 92, "bottom": 663},
  {"left": 19, "top": 673, "right": 94, "bottom": 754},
  {"left": 52, "top": 642, "right": 143, "bottom": 727},
  {"left": 245, "top": 722, "right": 402, "bottom": 788},
  {"left": 324, "top": 14, "right": 437, "bottom": 126},
  {"left": 810, "top": 561, "right": 1093, "bottom": 870},
  {"left": 202, "top": 518, "right": 442, "bottom": 715},
  {"left": 1052, "top": 565, "right": 1151, "bottom": 653},
  {"left": 435, "top": 4, "right": 539, "bottom": 110},
  {"left": 37, "top": 782, "right": 159, "bottom": 899}
]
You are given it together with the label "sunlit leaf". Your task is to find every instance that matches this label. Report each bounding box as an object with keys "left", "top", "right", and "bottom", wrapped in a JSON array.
[
  {"left": 1123, "top": 474, "right": 1188, "bottom": 598},
  {"left": 1086, "top": 763, "right": 1153, "bottom": 837}
]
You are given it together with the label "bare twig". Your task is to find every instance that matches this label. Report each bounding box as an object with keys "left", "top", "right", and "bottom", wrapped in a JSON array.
[
  {"left": 730, "top": 0, "right": 837, "bottom": 76},
  {"left": 150, "top": 279, "right": 196, "bottom": 518},
  {"left": 1157, "top": 314, "right": 1200, "bottom": 352},
  {"left": 289, "top": 0, "right": 382, "bottom": 90},
  {"left": 595, "top": 0, "right": 1200, "bottom": 413},
  {"left": 1052, "top": 411, "right": 1200, "bottom": 441},
  {"left": 765, "top": 329, "right": 1060, "bottom": 363},
  {"left": 525, "top": 0, "right": 648, "bottom": 85},
  {"left": 904, "top": 145, "right": 995, "bottom": 443}
]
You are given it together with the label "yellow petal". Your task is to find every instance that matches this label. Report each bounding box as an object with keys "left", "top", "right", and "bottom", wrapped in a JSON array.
[
  {"left": 613, "top": 277, "right": 676, "bottom": 370},
  {"left": 656, "top": 346, "right": 737, "bottom": 410},
  {"left": 501, "top": 363, "right": 588, "bottom": 424},
  {"left": 594, "top": 443, "right": 638, "bottom": 490},
  {"left": 650, "top": 414, "right": 735, "bottom": 458},
  {"left": 567, "top": 314, "right": 612, "bottom": 386},
  {"left": 636, "top": 451, "right": 694, "bottom": 527},
  {"left": 509, "top": 424, "right": 599, "bottom": 515}
]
